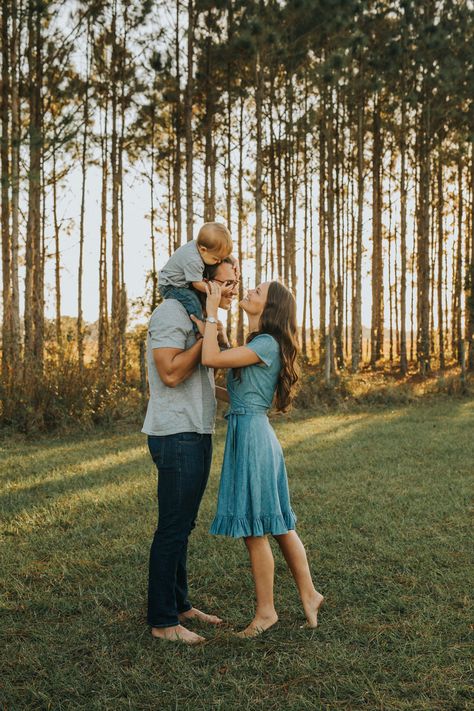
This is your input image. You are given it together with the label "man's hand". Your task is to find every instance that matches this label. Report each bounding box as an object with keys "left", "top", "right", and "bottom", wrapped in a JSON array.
[
  {"left": 191, "top": 315, "right": 229, "bottom": 349},
  {"left": 217, "top": 320, "right": 230, "bottom": 349},
  {"left": 190, "top": 315, "right": 205, "bottom": 338}
]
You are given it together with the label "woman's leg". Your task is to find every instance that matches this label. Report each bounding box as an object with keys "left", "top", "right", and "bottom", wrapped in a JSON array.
[
  {"left": 273, "top": 530, "right": 324, "bottom": 627},
  {"left": 239, "top": 535, "right": 278, "bottom": 637}
]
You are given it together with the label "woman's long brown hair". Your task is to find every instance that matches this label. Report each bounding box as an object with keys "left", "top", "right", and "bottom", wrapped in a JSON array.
[{"left": 234, "top": 281, "right": 300, "bottom": 412}]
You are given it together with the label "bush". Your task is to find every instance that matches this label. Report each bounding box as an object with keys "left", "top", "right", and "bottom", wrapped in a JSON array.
[{"left": 0, "top": 355, "right": 144, "bottom": 434}]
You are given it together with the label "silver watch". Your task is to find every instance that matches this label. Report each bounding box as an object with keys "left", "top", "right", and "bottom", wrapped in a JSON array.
[{"left": 205, "top": 316, "right": 218, "bottom": 324}]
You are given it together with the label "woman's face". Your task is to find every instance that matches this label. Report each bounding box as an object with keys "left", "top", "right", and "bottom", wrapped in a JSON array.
[{"left": 240, "top": 282, "right": 270, "bottom": 318}]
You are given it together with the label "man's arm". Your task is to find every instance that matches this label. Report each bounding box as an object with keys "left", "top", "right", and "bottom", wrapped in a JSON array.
[{"left": 153, "top": 339, "right": 203, "bottom": 388}]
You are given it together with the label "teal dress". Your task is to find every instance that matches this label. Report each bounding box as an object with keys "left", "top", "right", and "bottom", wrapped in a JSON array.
[{"left": 210, "top": 333, "right": 297, "bottom": 538}]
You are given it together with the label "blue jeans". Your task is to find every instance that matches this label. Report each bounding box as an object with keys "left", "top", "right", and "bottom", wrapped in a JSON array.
[
  {"left": 147, "top": 432, "right": 213, "bottom": 628},
  {"left": 158, "top": 285, "right": 203, "bottom": 331}
]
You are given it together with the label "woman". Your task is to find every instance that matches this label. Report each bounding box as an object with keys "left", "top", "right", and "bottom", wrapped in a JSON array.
[{"left": 191, "top": 280, "right": 324, "bottom": 637}]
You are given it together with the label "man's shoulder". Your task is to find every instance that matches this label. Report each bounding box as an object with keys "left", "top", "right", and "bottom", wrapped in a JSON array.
[{"left": 150, "top": 299, "right": 192, "bottom": 327}]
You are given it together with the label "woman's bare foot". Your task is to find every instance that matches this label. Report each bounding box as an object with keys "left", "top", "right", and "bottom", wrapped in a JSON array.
[
  {"left": 151, "top": 624, "right": 205, "bottom": 645},
  {"left": 178, "top": 607, "right": 223, "bottom": 625},
  {"left": 302, "top": 591, "right": 324, "bottom": 628},
  {"left": 236, "top": 612, "right": 278, "bottom": 638}
]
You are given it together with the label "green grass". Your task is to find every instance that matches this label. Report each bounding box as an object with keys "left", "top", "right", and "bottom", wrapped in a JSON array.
[{"left": 1, "top": 397, "right": 473, "bottom": 710}]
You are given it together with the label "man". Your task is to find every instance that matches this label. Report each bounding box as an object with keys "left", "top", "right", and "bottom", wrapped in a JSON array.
[{"left": 143, "top": 257, "right": 239, "bottom": 644}]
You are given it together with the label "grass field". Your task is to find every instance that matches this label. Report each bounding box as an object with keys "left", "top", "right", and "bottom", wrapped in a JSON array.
[{"left": 1, "top": 397, "right": 473, "bottom": 710}]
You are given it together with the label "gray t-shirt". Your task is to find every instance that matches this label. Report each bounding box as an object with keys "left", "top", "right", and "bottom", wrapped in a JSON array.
[
  {"left": 141, "top": 299, "right": 216, "bottom": 436},
  {"left": 158, "top": 240, "right": 204, "bottom": 288}
]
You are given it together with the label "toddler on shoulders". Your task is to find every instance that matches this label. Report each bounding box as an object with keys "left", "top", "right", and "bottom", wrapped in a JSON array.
[{"left": 158, "top": 222, "right": 233, "bottom": 331}]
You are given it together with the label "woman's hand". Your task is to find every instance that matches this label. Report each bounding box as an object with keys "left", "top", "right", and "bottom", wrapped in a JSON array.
[{"left": 205, "top": 281, "right": 222, "bottom": 318}]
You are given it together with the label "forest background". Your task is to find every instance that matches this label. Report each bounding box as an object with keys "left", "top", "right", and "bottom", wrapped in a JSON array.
[{"left": 1, "top": 0, "right": 473, "bottom": 431}]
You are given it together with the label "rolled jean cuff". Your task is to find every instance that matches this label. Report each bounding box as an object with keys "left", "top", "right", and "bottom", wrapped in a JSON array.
[
  {"left": 148, "top": 618, "right": 180, "bottom": 629},
  {"left": 177, "top": 603, "right": 193, "bottom": 614}
]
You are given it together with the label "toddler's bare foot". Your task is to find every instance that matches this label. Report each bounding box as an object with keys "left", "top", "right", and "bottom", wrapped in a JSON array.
[
  {"left": 151, "top": 624, "right": 205, "bottom": 645},
  {"left": 302, "top": 591, "right": 324, "bottom": 628},
  {"left": 236, "top": 612, "right": 278, "bottom": 638},
  {"left": 178, "top": 607, "right": 223, "bottom": 625}
]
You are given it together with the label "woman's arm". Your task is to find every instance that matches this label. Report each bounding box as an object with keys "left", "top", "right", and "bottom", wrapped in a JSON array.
[{"left": 191, "top": 314, "right": 260, "bottom": 368}]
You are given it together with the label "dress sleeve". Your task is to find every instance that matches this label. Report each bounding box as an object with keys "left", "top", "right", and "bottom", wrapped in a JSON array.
[{"left": 246, "top": 334, "right": 279, "bottom": 367}]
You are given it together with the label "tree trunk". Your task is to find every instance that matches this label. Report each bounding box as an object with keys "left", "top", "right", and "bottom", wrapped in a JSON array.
[
  {"left": 318, "top": 117, "right": 326, "bottom": 364},
  {"left": 10, "top": 0, "right": 21, "bottom": 365},
  {"left": 301, "top": 76, "right": 308, "bottom": 357},
  {"left": 118, "top": 12, "right": 128, "bottom": 383},
  {"left": 269, "top": 71, "right": 282, "bottom": 279},
  {"left": 452, "top": 156, "right": 463, "bottom": 363},
  {"left": 309, "top": 169, "right": 315, "bottom": 359},
  {"left": 98, "top": 91, "right": 109, "bottom": 369},
  {"left": 185, "top": 0, "right": 194, "bottom": 240},
  {"left": 173, "top": 0, "right": 182, "bottom": 249},
  {"left": 150, "top": 104, "right": 158, "bottom": 310},
  {"left": 1, "top": 0, "right": 12, "bottom": 381},
  {"left": 437, "top": 157, "right": 445, "bottom": 369},
  {"left": 325, "top": 95, "right": 337, "bottom": 378},
  {"left": 334, "top": 88, "right": 344, "bottom": 368},
  {"left": 25, "top": 0, "right": 43, "bottom": 373},
  {"left": 254, "top": 47, "right": 263, "bottom": 286},
  {"left": 237, "top": 92, "right": 244, "bottom": 344},
  {"left": 77, "top": 21, "right": 90, "bottom": 373},
  {"left": 370, "top": 96, "right": 383, "bottom": 367},
  {"left": 225, "top": 2, "right": 233, "bottom": 342},
  {"left": 399, "top": 88, "right": 408, "bottom": 374},
  {"left": 416, "top": 100, "right": 431, "bottom": 374},
  {"left": 467, "top": 139, "right": 474, "bottom": 371},
  {"left": 388, "top": 175, "right": 393, "bottom": 364},
  {"left": 203, "top": 15, "right": 214, "bottom": 222},
  {"left": 52, "top": 140, "right": 62, "bottom": 360},
  {"left": 351, "top": 96, "right": 364, "bottom": 372},
  {"left": 110, "top": 7, "right": 121, "bottom": 375}
]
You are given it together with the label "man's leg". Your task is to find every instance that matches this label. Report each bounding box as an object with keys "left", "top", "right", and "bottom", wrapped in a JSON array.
[
  {"left": 175, "top": 434, "right": 212, "bottom": 614},
  {"left": 147, "top": 433, "right": 189, "bottom": 629},
  {"left": 176, "top": 435, "right": 222, "bottom": 626},
  {"left": 147, "top": 433, "right": 218, "bottom": 638}
]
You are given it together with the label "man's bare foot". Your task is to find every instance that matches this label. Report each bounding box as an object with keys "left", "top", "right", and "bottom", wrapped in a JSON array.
[
  {"left": 151, "top": 624, "right": 205, "bottom": 645},
  {"left": 236, "top": 612, "right": 278, "bottom": 638},
  {"left": 178, "top": 607, "right": 223, "bottom": 625},
  {"left": 301, "top": 591, "right": 324, "bottom": 628}
]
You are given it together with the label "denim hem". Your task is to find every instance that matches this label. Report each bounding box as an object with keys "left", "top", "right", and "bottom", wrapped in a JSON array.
[
  {"left": 148, "top": 620, "right": 180, "bottom": 629},
  {"left": 177, "top": 604, "right": 193, "bottom": 614}
]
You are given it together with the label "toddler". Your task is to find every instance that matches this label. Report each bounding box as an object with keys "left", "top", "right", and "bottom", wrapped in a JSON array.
[{"left": 158, "top": 222, "right": 233, "bottom": 329}]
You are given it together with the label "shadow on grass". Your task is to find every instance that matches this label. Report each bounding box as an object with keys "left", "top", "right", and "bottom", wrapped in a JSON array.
[
  {"left": 0, "top": 431, "right": 145, "bottom": 481},
  {"left": 3, "top": 399, "right": 472, "bottom": 709},
  {"left": 0, "top": 450, "right": 150, "bottom": 524}
]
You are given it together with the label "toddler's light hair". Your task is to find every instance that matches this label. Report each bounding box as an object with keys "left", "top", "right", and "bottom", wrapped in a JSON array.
[{"left": 197, "top": 222, "right": 232, "bottom": 257}]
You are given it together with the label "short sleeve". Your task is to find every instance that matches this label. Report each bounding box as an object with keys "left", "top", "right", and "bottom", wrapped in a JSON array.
[
  {"left": 183, "top": 252, "right": 204, "bottom": 283},
  {"left": 149, "top": 302, "right": 192, "bottom": 350},
  {"left": 246, "top": 334, "right": 279, "bottom": 367}
]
